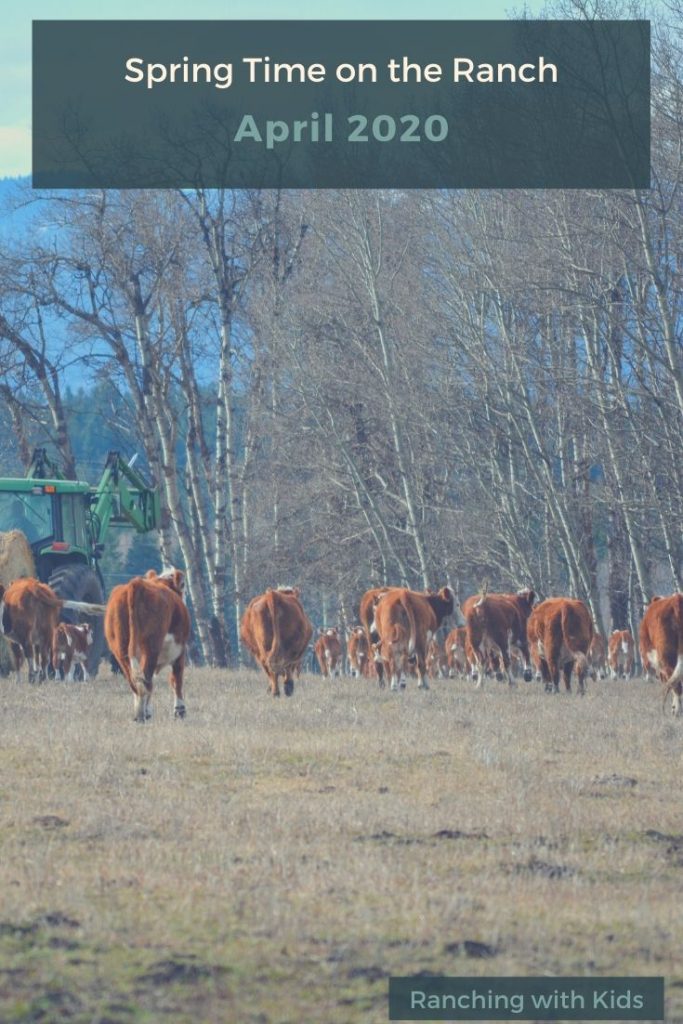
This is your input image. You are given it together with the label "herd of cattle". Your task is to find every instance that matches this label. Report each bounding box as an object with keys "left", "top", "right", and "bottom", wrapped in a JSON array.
[
  {"left": 0, "top": 571, "right": 682, "bottom": 721},
  {"left": 241, "top": 583, "right": 683, "bottom": 716}
]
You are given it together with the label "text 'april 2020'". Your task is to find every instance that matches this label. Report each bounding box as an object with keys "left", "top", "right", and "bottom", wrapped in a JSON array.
[{"left": 232, "top": 112, "right": 449, "bottom": 149}]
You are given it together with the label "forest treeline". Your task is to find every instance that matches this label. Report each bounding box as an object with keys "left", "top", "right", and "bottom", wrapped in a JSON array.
[{"left": 0, "top": 4, "right": 681, "bottom": 664}]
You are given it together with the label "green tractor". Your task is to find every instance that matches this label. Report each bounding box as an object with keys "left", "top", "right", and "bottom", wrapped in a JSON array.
[{"left": 0, "top": 448, "right": 160, "bottom": 676}]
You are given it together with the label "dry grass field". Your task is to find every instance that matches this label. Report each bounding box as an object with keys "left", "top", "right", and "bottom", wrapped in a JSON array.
[{"left": 0, "top": 666, "right": 681, "bottom": 1024}]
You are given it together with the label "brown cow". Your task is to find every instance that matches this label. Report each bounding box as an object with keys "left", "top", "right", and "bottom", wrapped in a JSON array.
[
  {"left": 608, "top": 629, "right": 635, "bottom": 680},
  {"left": 372, "top": 586, "right": 454, "bottom": 691},
  {"left": 240, "top": 586, "right": 313, "bottom": 697},
  {"left": 314, "top": 627, "right": 343, "bottom": 678},
  {"left": 464, "top": 588, "right": 536, "bottom": 688},
  {"left": 359, "top": 586, "right": 398, "bottom": 686},
  {"left": 639, "top": 594, "right": 683, "bottom": 715},
  {"left": 527, "top": 597, "right": 594, "bottom": 694},
  {"left": 347, "top": 625, "right": 371, "bottom": 678},
  {"left": 104, "top": 568, "right": 190, "bottom": 722},
  {"left": 0, "top": 578, "right": 105, "bottom": 683},
  {"left": 444, "top": 627, "right": 470, "bottom": 678},
  {"left": 52, "top": 622, "right": 94, "bottom": 682},
  {"left": 426, "top": 636, "right": 448, "bottom": 679},
  {"left": 588, "top": 632, "right": 608, "bottom": 680}
]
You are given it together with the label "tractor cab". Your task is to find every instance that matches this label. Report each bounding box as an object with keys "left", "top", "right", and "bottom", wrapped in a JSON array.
[
  {"left": 0, "top": 478, "right": 92, "bottom": 580},
  {"left": 0, "top": 447, "right": 160, "bottom": 677}
]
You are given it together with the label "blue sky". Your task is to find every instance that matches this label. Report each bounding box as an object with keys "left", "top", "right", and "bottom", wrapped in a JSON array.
[{"left": 2, "top": 0, "right": 541, "bottom": 177}]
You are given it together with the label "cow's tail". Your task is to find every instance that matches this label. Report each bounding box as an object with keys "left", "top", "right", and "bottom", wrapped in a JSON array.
[
  {"left": 662, "top": 594, "right": 683, "bottom": 708},
  {"left": 126, "top": 579, "right": 146, "bottom": 678},
  {"left": 561, "top": 602, "right": 591, "bottom": 654},
  {"left": 62, "top": 600, "right": 107, "bottom": 615},
  {"left": 398, "top": 592, "right": 417, "bottom": 656},
  {"left": 561, "top": 602, "right": 592, "bottom": 677},
  {"left": 265, "top": 588, "right": 282, "bottom": 663}
]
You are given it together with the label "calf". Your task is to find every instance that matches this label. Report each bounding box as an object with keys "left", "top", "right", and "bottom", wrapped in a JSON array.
[
  {"left": 639, "top": 594, "right": 683, "bottom": 714},
  {"left": 426, "top": 636, "right": 448, "bottom": 679},
  {"left": 444, "top": 627, "right": 469, "bottom": 678},
  {"left": 527, "top": 597, "right": 594, "bottom": 694},
  {"left": 0, "top": 578, "right": 105, "bottom": 683},
  {"left": 104, "top": 568, "right": 190, "bottom": 722},
  {"left": 347, "top": 625, "right": 370, "bottom": 678},
  {"left": 464, "top": 588, "right": 536, "bottom": 688},
  {"left": 608, "top": 629, "right": 635, "bottom": 679},
  {"left": 588, "top": 632, "right": 608, "bottom": 680},
  {"left": 314, "top": 627, "right": 343, "bottom": 678},
  {"left": 52, "top": 623, "right": 94, "bottom": 681}
]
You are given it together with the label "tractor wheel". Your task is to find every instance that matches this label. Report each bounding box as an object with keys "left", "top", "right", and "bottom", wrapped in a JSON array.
[{"left": 48, "top": 564, "right": 105, "bottom": 679}]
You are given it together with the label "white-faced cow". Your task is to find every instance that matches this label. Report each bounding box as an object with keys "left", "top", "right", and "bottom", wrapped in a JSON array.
[
  {"left": 52, "top": 622, "right": 94, "bottom": 681},
  {"left": 607, "top": 629, "right": 635, "bottom": 680},
  {"left": 588, "top": 632, "right": 608, "bottom": 680},
  {"left": 347, "top": 625, "right": 371, "bottom": 678},
  {"left": 314, "top": 627, "right": 343, "bottom": 678}
]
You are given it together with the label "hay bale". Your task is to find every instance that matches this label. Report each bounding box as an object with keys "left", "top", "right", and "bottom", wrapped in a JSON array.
[
  {"left": 0, "top": 529, "right": 36, "bottom": 587},
  {"left": 0, "top": 530, "right": 36, "bottom": 675}
]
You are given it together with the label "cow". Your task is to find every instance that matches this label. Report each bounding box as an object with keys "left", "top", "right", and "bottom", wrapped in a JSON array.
[
  {"left": 0, "top": 578, "right": 105, "bottom": 683},
  {"left": 527, "top": 597, "right": 594, "bottom": 694},
  {"left": 240, "top": 586, "right": 313, "bottom": 697},
  {"left": 444, "top": 627, "right": 470, "bottom": 678},
  {"left": 426, "top": 636, "right": 448, "bottom": 679},
  {"left": 464, "top": 588, "right": 536, "bottom": 688},
  {"left": 638, "top": 594, "right": 683, "bottom": 715},
  {"left": 52, "top": 622, "right": 94, "bottom": 681},
  {"left": 359, "top": 586, "right": 398, "bottom": 686},
  {"left": 371, "top": 586, "right": 454, "bottom": 691},
  {"left": 607, "top": 629, "right": 635, "bottom": 680},
  {"left": 588, "top": 632, "right": 608, "bottom": 680},
  {"left": 104, "top": 568, "right": 190, "bottom": 722},
  {"left": 347, "top": 625, "right": 371, "bottom": 678},
  {"left": 314, "top": 627, "right": 343, "bottom": 678}
]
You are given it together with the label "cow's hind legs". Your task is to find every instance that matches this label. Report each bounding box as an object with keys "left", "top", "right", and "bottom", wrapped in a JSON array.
[
  {"left": 132, "top": 684, "right": 152, "bottom": 722},
  {"left": 169, "top": 655, "right": 186, "bottom": 718},
  {"left": 132, "top": 673, "right": 153, "bottom": 722}
]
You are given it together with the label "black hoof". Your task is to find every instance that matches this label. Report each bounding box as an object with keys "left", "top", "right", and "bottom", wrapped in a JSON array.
[
  {"left": 523, "top": 670, "right": 533, "bottom": 683},
  {"left": 174, "top": 706, "right": 186, "bottom": 719},
  {"left": 284, "top": 679, "right": 294, "bottom": 696}
]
